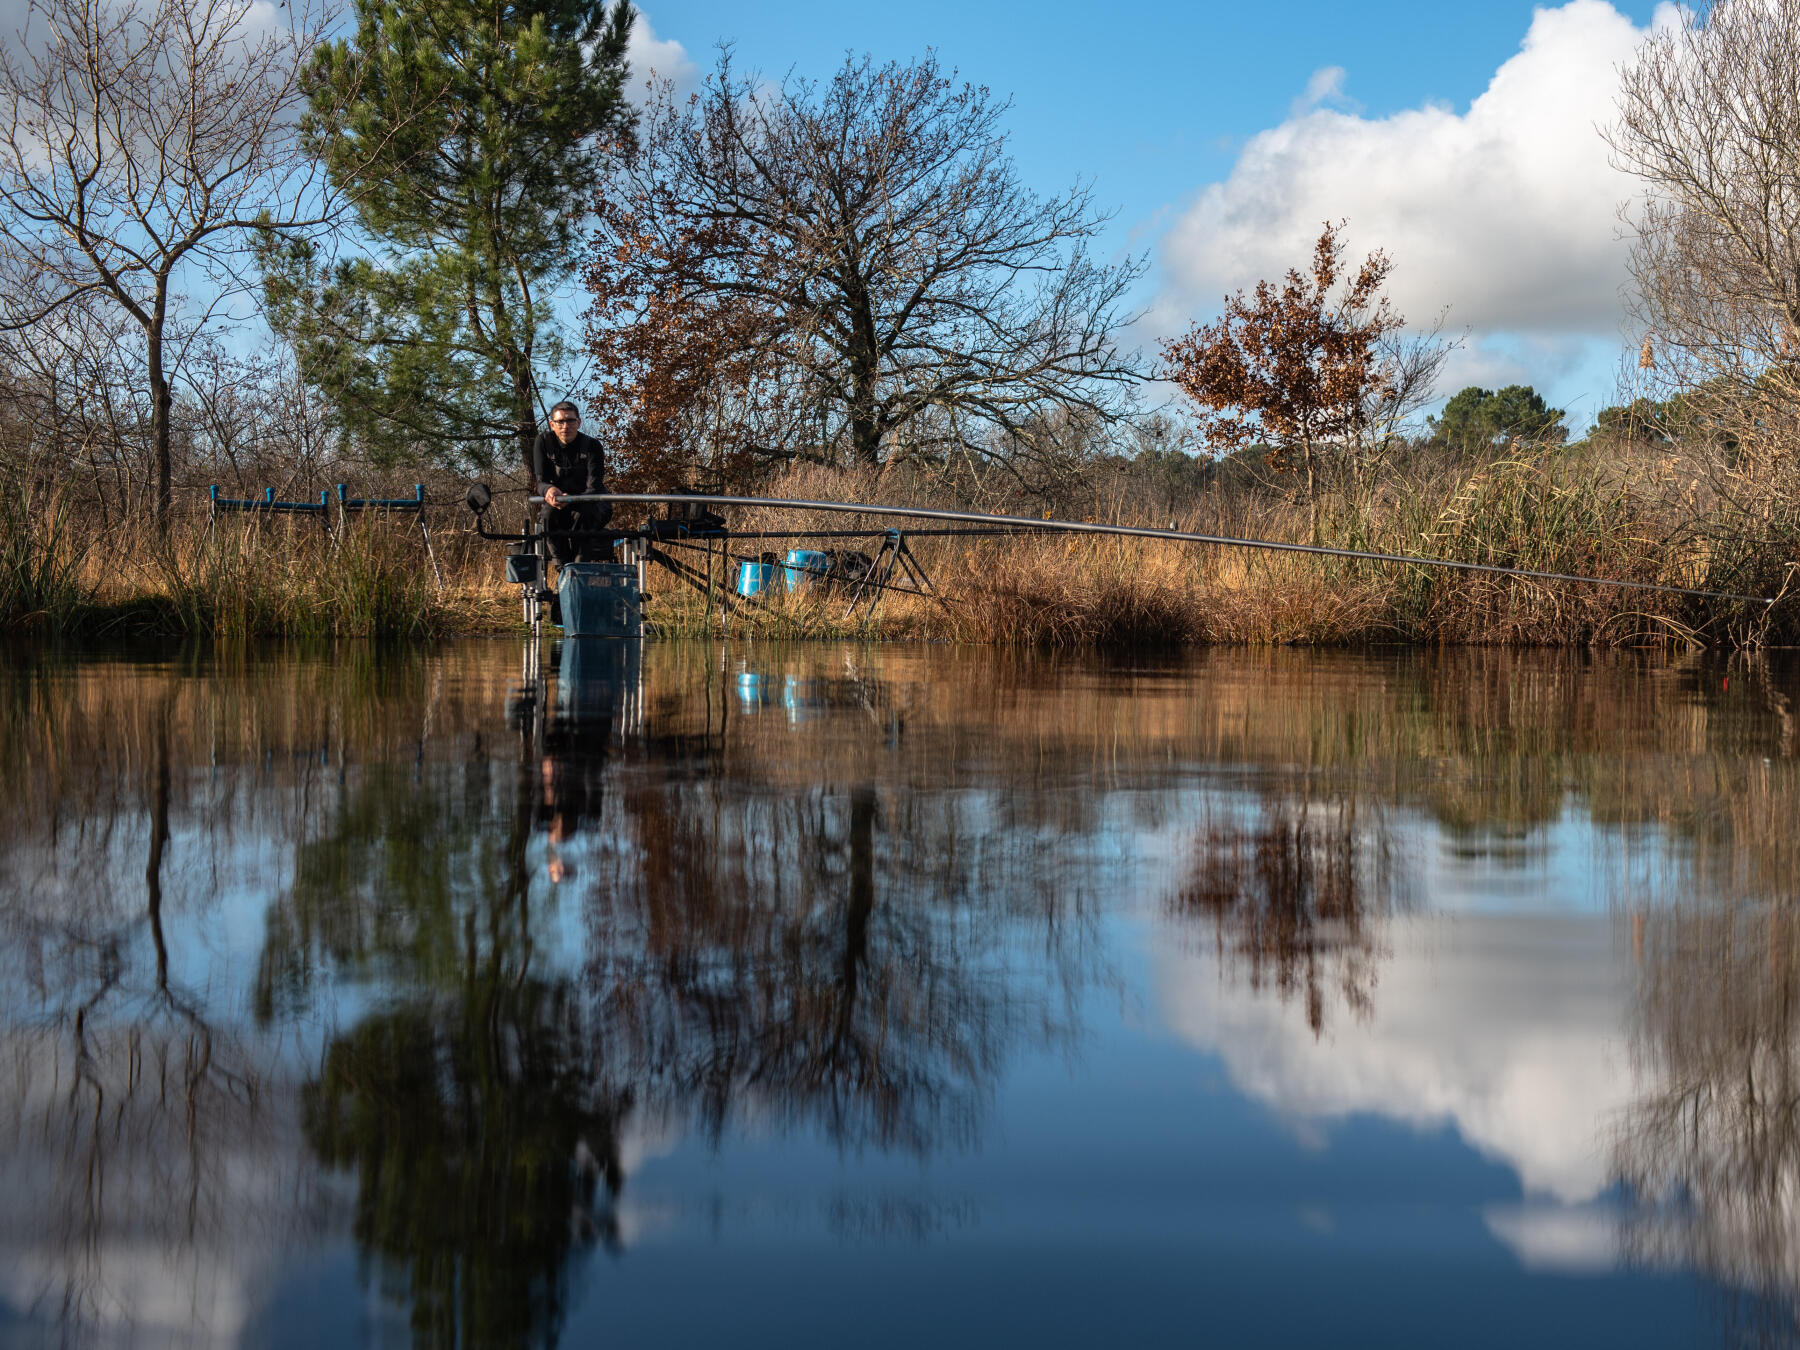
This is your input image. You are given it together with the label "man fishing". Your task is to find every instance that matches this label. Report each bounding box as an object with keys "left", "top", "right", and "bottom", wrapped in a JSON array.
[{"left": 534, "top": 400, "right": 613, "bottom": 563}]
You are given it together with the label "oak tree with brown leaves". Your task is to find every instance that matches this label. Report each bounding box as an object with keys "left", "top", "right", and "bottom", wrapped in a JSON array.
[
  {"left": 1162, "top": 223, "right": 1403, "bottom": 543},
  {"left": 583, "top": 51, "right": 1143, "bottom": 491},
  {"left": 583, "top": 173, "right": 803, "bottom": 492}
]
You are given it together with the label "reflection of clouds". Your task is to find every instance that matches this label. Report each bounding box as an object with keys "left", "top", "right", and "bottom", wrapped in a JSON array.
[
  {"left": 612, "top": 1199, "right": 681, "bottom": 1248},
  {"left": 0, "top": 1043, "right": 318, "bottom": 1345},
  {"left": 617, "top": 1105, "right": 683, "bottom": 1177},
  {"left": 1158, "top": 913, "right": 1634, "bottom": 1205},
  {"left": 1484, "top": 1202, "right": 1624, "bottom": 1273},
  {"left": 0, "top": 1243, "right": 256, "bottom": 1343}
]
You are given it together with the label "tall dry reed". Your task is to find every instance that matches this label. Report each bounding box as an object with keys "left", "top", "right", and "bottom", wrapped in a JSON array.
[
  {"left": 5, "top": 501, "right": 512, "bottom": 639},
  {"left": 0, "top": 480, "right": 92, "bottom": 633},
  {"left": 10, "top": 440, "right": 1798, "bottom": 647},
  {"left": 636, "top": 451, "right": 1797, "bottom": 648}
]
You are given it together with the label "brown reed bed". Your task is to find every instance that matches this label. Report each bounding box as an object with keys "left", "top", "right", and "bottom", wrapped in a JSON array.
[
  {"left": 640, "top": 451, "right": 1797, "bottom": 649},
  {"left": 6, "top": 443, "right": 1797, "bottom": 646},
  {"left": 0, "top": 496, "right": 515, "bottom": 640}
]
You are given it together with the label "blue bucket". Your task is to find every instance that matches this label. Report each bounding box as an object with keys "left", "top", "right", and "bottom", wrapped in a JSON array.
[
  {"left": 782, "top": 549, "right": 832, "bottom": 591},
  {"left": 735, "top": 561, "right": 776, "bottom": 597}
]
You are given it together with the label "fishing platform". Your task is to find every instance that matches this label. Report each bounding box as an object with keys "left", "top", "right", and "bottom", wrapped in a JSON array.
[{"left": 465, "top": 485, "right": 1020, "bottom": 642}]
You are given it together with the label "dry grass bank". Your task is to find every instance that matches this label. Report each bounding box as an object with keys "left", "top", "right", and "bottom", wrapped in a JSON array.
[
  {"left": 5, "top": 440, "right": 1797, "bottom": 647},
  {"left": 0, "top": 496, "right": 515, "bottom": 640},
  {"left": 639, "top": 452, "right": 1797, "bottom": 649}
]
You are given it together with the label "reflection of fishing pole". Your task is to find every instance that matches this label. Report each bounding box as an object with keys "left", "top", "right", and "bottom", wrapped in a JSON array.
[{"left": 541, "top": 493, "right": 1781, "bottom": 607}]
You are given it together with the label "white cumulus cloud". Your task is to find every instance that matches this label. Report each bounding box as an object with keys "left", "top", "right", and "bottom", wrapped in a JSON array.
[
  {"left": 1288, "top": 65, "right": 1352, "bottom": 119},
  {"left": 1154, "top": 0, "right": 1682, "bottom": 344},
  {"left": 626, "top": 10, "right": 699, "bottom": 103}
]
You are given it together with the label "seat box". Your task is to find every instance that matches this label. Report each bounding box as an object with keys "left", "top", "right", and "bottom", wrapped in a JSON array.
[{"left": 558, "top": 562, "right": 642, "bottom": 637}]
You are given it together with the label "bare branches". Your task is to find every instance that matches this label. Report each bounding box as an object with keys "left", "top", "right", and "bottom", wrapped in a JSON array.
[
  {"left": 585, "top": 51, "right": 1145, "bottom": 488},
  {"left": 0, "top": 0, "right": 331, "bottom": 526},
  {"left": 1609, "top": 0, "right": 1800, "bottom": 455}
]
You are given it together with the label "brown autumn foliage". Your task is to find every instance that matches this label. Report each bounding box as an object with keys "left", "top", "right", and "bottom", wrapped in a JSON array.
[
  {"left": 581, "top": 52, "right": 1141, "bottom": 492},
  {"left": 582, "top": 179, "right": 782, "bottom": 493},
  {"left": 1162, "top": 222, "right": 1401, "bottom": 542}
]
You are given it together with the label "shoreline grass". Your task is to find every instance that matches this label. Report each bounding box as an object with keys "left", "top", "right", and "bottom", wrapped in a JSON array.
[
  {"left": 6, "top": 447, "right": 1797, "bottom": 648},
  {"left": 0, "top": 505, "right": 519, "bottom": 641},
  {"left": 638, "top": 455, "right": 1797, "bottom": 649}
]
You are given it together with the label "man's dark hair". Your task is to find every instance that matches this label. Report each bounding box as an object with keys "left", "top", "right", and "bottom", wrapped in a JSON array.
[{"left": 549, "top": 400, "right": 580, "bottom": 420}]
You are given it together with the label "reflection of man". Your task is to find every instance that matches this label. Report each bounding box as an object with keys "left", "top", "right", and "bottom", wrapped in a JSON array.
[
  {"left": 535, "top": 638, "right": 626, "bottom": 879},
  {"left": 540, "top": 753, "right": 583, "bottom": 881},
  {"left": 534, "top": 400, "right": 613, "bottom": 564}
]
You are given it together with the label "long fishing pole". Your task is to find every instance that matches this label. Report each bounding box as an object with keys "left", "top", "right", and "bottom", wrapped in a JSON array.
[{"left": 547, "top": 493, "right": 1780, "bottom": 608}]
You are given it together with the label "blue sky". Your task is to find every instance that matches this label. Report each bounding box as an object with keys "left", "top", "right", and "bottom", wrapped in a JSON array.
[
  {"left": 0, "top": 0, "right": 1672, "bottom": 427},
  {"left": 631, "top": 0, "right": 1674, "bottom": 430}
]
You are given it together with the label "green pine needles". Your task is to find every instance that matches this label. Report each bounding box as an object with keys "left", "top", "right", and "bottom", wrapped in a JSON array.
[{"left": 261, "top": 0, "right": 636, "bottom": 475}]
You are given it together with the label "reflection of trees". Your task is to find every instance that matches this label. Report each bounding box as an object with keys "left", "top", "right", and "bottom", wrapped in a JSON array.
[
  {"left": 251, "top": 650, "right": 1096, "bottom": 1346},
  {"left": 586, "top": 778, "right": 1084, "bottom": 1153},
  {"left": 0, "top": 693, "right": 288, "bottom": 1341},
  {"left": 1608, "top": 664, "right": 1800, "bottom": 1346},
  {"left": 259, "top": 725, "right": 631, "bottom": 1348},
  {"left": 1617, "top": 901, "right": 1800, "bottom": 1347},
  {"left": 1166, "top": 791, "right": 1401, "bottom": 1035},
  {"left": 306, "top": 982, "right": 630, "bottom": 1347},
  {"left": 18, "top": 640, "right": 1799, "bottom": 1345}
]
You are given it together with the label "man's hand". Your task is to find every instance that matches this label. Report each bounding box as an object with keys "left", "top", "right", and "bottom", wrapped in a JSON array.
[{"left": 544, "top": 486, "right": 566, "bottom": 508}]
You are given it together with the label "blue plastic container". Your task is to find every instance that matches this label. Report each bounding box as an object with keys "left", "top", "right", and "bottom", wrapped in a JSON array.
[
  {"left": 736, "top": 561, "right": 776, "bottom": 597},
  {"left": 782, "top": 549, "right": 832, "bottom": 592}
]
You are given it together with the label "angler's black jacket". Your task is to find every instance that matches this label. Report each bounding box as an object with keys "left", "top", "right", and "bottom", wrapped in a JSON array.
[{"left": 533, "top": 430, "right": 606, "bottom": 498}]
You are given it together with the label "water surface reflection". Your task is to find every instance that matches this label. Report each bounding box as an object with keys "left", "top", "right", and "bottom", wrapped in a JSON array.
[{"left": 0, "top": 643, "right": 1797, "bottom": 1346}]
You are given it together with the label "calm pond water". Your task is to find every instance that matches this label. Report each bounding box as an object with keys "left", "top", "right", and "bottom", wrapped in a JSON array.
[{"left": 1, "top": 639, "right": 1798, "bottom": 1348}]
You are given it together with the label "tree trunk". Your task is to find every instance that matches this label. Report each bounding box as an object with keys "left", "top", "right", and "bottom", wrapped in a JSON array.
[
  {"left": 1303, "top": 441, "right": 1320, "bottom": 545},
  {"left": 849, "top": 403, "right": 881, "bottom": 468},
  {"left": 835, "top": 785, "right": 877, "bottom": 1046},
  {"left": 148, "top": 316, "right": 172, "bottom": 536},
  {"left": 847, "top": 287, "right": 882, "bottom": 468},
  {"left": 146, "top": 702, "right": 171, "bottom": 990},
  {"left": 513, "top": 367, "right": 537, "bottom": 485}
]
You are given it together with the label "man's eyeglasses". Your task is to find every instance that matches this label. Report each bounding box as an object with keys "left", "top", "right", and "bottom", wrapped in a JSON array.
[{"left": 551, "top": 417, "right": 579, "bottom": 425}]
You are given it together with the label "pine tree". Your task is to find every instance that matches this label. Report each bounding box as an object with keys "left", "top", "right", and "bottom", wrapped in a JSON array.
[
  {"left": 1430, "top": 385, "right": 1566, "bottom": 455},
  {"left": 262, "top": 0, "right": 635, "bottom": 473}
]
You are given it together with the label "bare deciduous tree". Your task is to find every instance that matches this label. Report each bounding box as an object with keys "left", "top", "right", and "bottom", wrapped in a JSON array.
[
  {"left": 1355, "top": 319, "right": 1457, "bottom": 484},
  {"left": 0, "top": 297, "right": 150, "bottom": 520},
  {"left": 585, "top": 52, "right": 1145, "bottom": 484},
  {"left": 0, "top": 0, "right": 332, "bottom": 530},
  {"left": 1610, "top": 0, "right": 1800, "bottom": 464}
]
